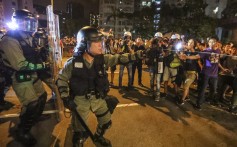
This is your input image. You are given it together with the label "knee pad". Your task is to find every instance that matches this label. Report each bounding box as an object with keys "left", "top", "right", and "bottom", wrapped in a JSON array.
[{"left": 105, "top": 96, "right": 119, "bottom": 114}]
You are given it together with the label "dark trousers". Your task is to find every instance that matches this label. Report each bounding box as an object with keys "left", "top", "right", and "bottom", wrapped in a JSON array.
[
  {"left": 218, "top": 75, "right": 237, "bottom": 106},
  {"left": 132, "top": 61, "right": 142, "bottom": 85},
  {"left": 119, "top": 63, "right": 132, "bottom": 87},
  {"left": 0, "top": 73, "right": 12, "bottom": 102},
  {"left": 197, "top": 72, "right": 204, "bottom": 93},
  {"left": 197, "top": 75, "right": 218, "bottom": 106}
]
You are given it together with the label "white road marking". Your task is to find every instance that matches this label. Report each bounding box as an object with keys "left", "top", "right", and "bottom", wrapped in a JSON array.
[
  {"left": 117, "top": 103, "right": 140, "bottom": 107},
  {"left": 0, "top": 110, "right": 59, "bottom": 119},
  {"left": 0, "top": 103, "right": 140, "bottom": 119}
]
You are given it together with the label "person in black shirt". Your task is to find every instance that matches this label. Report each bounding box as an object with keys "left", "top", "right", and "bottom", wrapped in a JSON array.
[
  {"left": 178, "top": 39, "right": 198, "bottom": 105},
  {"left": 131, "top": 37, "right": 145, "bottom": 87}
]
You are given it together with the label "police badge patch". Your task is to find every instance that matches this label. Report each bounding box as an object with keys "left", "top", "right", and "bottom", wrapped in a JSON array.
[{"left": 74, "top": 62, "right": 83, "bottom": 68}]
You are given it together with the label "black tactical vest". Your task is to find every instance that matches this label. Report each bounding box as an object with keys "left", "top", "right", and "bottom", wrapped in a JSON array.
[
  {"left": 6, "top": 30, "right": 40, "bottom": 64},
  {"left": 69, "top": 54, "right": 109, "bottom": 97}
]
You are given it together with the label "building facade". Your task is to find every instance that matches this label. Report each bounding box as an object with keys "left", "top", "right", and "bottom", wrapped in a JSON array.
[
  {"left": 99, "top": 0, "right": 134, "bottom": 38},
  {"left": 0, "top": 0, "right": 5, "bottom": 31},
  {"left": 0, "top": 0, "right": 35, "bottom": 31}
]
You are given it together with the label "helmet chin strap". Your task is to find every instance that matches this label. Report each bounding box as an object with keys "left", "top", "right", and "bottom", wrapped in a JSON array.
[{"left": 86, "top": 50, "right": 95, "bottom": 58}]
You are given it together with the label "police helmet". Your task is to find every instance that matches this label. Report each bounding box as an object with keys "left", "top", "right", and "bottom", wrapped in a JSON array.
[
  {"left": 11, "top": 9, "right": 37, "bottom": 33},
  {"left": 154, "top": 32, "right": 163, "bottom": 38},
  {"left": 76, "top": 26, "right": 103, "bottom": 53}
]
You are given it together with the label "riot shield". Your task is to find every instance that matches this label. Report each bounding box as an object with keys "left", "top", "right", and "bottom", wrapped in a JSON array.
[{"left": 47, "top": 5, "right": 63, "bottom": 121}]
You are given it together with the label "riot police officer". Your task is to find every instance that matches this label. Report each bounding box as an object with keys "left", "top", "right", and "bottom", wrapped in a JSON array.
[
  {"left": 33, "top": 28, "right": 57, "bottom": 98},
  {"left": 56, "top": 26, "right": 143, "bottom": 147},
  {"left": 0, "top": 9, "right": 48, "bottom": 145}
]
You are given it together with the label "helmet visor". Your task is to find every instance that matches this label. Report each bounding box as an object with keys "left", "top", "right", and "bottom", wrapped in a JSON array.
[
  {"left": 88, "top": 32, "right": 104, "bottom": 42},
  {"left": 13, "top": 18, "right": 38, "bottom": 33}
]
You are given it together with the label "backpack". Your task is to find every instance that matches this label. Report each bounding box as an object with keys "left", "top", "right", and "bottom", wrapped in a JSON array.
[{"left": 165, "top": 53, "right": 181, "bottom": 68}]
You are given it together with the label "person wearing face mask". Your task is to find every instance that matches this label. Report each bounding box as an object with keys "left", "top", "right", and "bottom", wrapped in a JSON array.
[{"left": 180, "top": 37, "right": 228, "bottom": 110}]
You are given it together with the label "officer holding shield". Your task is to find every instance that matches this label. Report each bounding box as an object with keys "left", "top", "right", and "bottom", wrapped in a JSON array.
[{"left": 0, "top": 9, "right": 48, "bottom": 145}]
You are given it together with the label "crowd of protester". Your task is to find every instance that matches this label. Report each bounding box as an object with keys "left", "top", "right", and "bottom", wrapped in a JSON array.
[
  {"left": 60, "top": 36, "right": 77, "bottom": 56},
  {"left": 61, "top": 36, "right": 77, "bottom": 46},
  {"left": 101, "top": 32, "right": 237, "bottom": 115}
]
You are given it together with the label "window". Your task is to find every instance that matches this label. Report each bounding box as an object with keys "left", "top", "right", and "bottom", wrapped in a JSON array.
[{"left": 142, "top": 2, "right": 146, "bottom": 6}]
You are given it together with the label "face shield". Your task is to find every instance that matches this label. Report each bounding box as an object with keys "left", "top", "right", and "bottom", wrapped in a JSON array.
[
  {"left": 89, "top": 33, "right": 105, "bottom": 52},
  {"left": 11, "top": 17, "right": 38, "bottom": 33}
]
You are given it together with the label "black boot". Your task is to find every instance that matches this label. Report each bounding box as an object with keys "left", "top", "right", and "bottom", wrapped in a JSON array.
[
  {"left": 15, "top": 100, "right": 40, "bottom": 146},
  {"left": 94, "top": 133, "right": 112, "bottom": 147},
  {"left": 15, "top": 127, "right": 37, "bottom": 146},
  {"left": 72, "top": 132, "right": 87, "bottom": 147}
]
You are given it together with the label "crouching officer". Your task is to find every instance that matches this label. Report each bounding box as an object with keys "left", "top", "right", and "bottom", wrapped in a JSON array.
[
  {"left": 0, "top": 9, "right": 48, "bottom": 146},
  {"left": 56, "top": 26, "right": 143, "bottom": 147}
]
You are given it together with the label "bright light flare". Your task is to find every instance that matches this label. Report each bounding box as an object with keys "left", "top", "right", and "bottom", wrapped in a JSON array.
[
  {"left": 6, "top": 21, "right": 18, "bottom": 30},
  {"left": 213, "top": 7, "right": 219, "bottom": 14},
  {"left": 176, "top": 42, "right": 182, "bottom": 51}
]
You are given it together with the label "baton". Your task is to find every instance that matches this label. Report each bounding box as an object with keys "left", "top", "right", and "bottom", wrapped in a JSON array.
[{"left": 71, "top": 107, "right": 95, "bottom": 142}]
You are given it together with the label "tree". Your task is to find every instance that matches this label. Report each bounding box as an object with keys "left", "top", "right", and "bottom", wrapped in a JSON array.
[
  {"left": 105, "top": 7, "right": 121, "bottom": 36},
  {"left": 132, "top": 3, "right": 157, "bottom": 38},
  {"left": 159, "top": 0, "right": 217, "bottom": 39}
]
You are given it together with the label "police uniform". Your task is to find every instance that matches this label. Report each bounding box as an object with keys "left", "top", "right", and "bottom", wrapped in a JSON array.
[
  {"left": 0, "top": 9, "right": 48, "bottom": 146},
  {"left": 33, "top": 29, "right": 57, "bottom": 95},
  {"left": 56, "top": 26, "right": 142, "bottom": 147}
]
